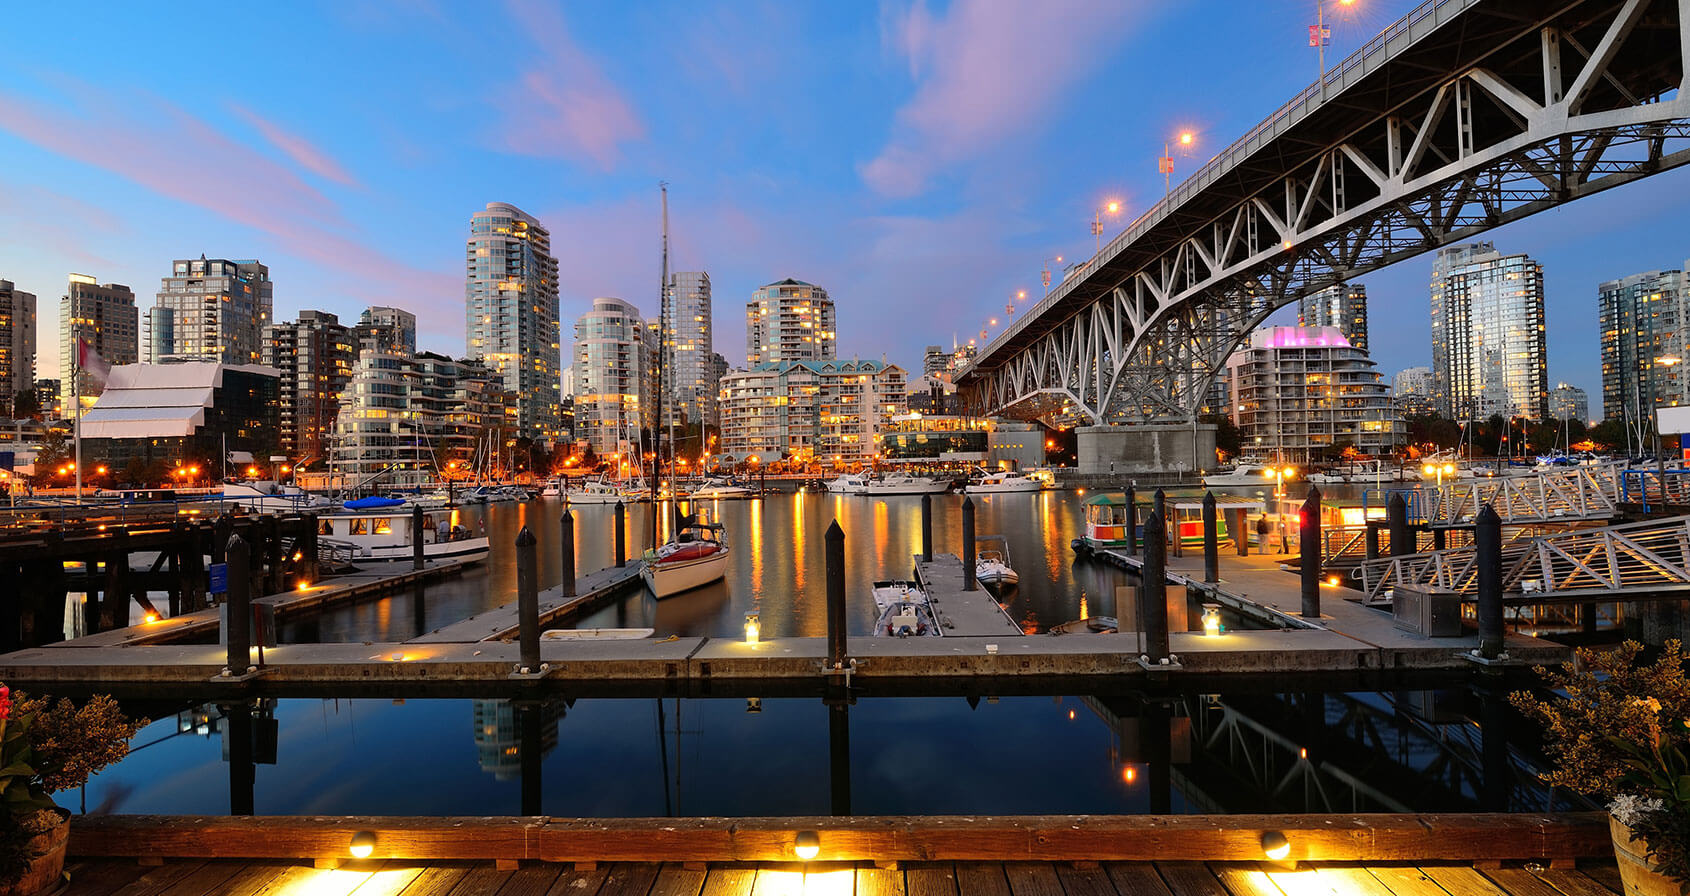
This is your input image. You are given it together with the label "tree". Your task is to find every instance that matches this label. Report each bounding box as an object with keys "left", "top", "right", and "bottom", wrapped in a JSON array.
[
  {"left": 1589, "top": 418, "right": 1629, "bottom": 452},
  {"left": 1200, "top": 413, "right": 1241, "bottom": 459},
  {"left": 29, "top": 430, "right": 70, "bottom": 486},
  {"left": 1405, "top": 413, "right": 1461, "bottom": 451}
]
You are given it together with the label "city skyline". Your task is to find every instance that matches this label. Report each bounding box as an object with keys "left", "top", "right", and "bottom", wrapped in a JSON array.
[{"left": 3, "top": 2, "right": 1689, "bottom": 415}]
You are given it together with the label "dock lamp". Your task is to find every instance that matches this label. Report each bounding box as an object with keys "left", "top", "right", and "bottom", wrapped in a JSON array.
[
  {"left": 1422, "top": 462, "right": 1456, "bottom": 487},
  {"left": 744, "top": 612, "right": 760, "bottom": 644},
  {"left": 1263, "top": 465, "right": 1296, "bottom": 498},
  {"left": 1201, "top": 605, "right": 1222, "bottom": 637},
  {"left": 794, "top": 830, "right": 820, "bottom": 860},
  {"left": 349, "top": 831, "right": 376, "bottom": 859},
  {"left": 1261, "top": 830, "right": 1291, "bottom": 860}
]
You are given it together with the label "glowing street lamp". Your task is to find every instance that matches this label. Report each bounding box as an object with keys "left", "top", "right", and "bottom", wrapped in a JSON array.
[
  {"left": 1263, "top": 465, "right": 1297, "bottom": 498},
  {"left": 1092, "top": 201, "right": 1122, "bottom": 254},
  {"left": 1421, "top": 462, "right": 1457, "bottom": 487},
  {"left": 1042, "top": 256, "right": 1065, "bottom": 295},
  {"left": 1160, "top": 131, "right": 1196, "bottom": 195},
  {"left": 1313, "top": 0, "right": 1359, "bottom": 90}
]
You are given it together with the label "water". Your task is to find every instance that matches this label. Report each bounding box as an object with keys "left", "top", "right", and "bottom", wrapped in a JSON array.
[
  {"left": 81, "top": 685, "right": 1583, "bottom": 818},
  {"left": 280, "top": 491, "right": 1154, "bottom": 643}
]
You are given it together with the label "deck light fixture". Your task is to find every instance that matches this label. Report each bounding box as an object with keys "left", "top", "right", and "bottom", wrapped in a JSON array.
[
  {"left": 746, "top": 697, "right": 762, "bottom": 713},
  {"left": 744, "top": 613, "right": 760, "bottom": 644},
  {"left": 1202, "top": 605, "right": 1222, "bottom": 637},
  {"left": 794, "top": 831, "right": 820, "bottom": 860},
  {"left": 349, "top": 831, "right": 376, "bottom": 859},
  {"left": 1261, "top": 831, "right": 1290, "bottom": 860}
]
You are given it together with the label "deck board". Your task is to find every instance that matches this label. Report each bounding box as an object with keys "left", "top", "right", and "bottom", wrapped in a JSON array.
[{"left": 57, "top": 858, "right": 1635, "bottom": 896}]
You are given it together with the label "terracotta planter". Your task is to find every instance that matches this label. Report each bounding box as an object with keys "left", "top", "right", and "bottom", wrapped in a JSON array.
[
  {"left": 0, "top": 808, "right": 69, "bottom": 896},
  {"left": 1611, "top": 814, "right": 1688, "bottom": 896}
]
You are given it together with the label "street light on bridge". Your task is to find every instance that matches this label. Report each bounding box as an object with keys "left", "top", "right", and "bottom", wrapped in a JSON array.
[
  {"left": 1160, "top": 130, "right": 1197, "bottom": 195},
  {"left": 1092, "top": 201, "right": 1121, "bottom": 254},
  {"left": 1042, "top": 257, "right": 1064, "bottom": 295}
]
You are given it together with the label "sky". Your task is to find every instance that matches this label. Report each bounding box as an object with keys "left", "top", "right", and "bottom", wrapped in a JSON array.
[{"left": 2, "top": 0, "right": 1688, "bottom": 417}]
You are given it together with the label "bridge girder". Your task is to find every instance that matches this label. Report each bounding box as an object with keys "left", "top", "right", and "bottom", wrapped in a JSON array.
[{"left": 965, "top": 0, "right": 1690, "bottom": 427}]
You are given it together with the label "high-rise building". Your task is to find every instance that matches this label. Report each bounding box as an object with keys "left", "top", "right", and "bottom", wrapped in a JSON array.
[
  {"left": 745, "top": 278, "right": 836, "bottom": 366},
  {"left": 466, "top": 202, "right": 561, "bottom": 440},
  {"left": 1297, "top": 284, "right": 1368, "bottom": 353},
  {"left": 330, "top": 348, "right": 508, "bottom": 479},
  {"left": 922, "top": 345, "right": 948, "bottom": 379},
  {"left": 1392, "top": 366, "right": 1437, "bottom": 417},
  {"left": 1598, "top": 268, "right": 1687, "bottom": 426},
  {"left": 61, "top": 275, "right": 139, "bottom": 409},
  {"left": 0, "top": 280, "right": 37, "bottom": 411},
  {"left": 664, "top": 271, "right": 715, "bottom": 428},
  {"left": 263, "top": 310, "right": 355, "bottom": 465},
  {"left": 1430, "top": 242, "right": 1548, "bottom": 420},
  {"left": 1222, "top": 326, "right": 1403, "bottom": 462},
  {"left": 719, "top": 359, "right": 907, "bottom": 466},
  {"left": 1549, "top": 382, "right": 1590, "bottom": 423},
  {"left": 572, "top": 297, "right": 653, "bottom": 457},
  {"left": 356, "top": 306, "right": 417, "bottom": 357},
  {"left": 148, "top": 257, "right": 272, "bottom": 365}
]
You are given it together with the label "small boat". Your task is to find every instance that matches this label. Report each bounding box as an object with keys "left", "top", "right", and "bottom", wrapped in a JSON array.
[
  {"left": 871, "top": 580, "right": 926, "bottom": 612},
  {"left": 1072, "top": 492, "right": 1136, "bottom": 556},
  {"left": 642, "top": 518, "right": 730, "bottom": 598},
  {"left": 1202, "top": 462, "right": 1272, "bottom": 486},
  {"left": 314, "top": 508, "right": 490, "bottom": 565},
  {"left": 221, "top": 481, "right": 336, "bottom": 513},
  {"left": 561, "top": 478, "right": 626, "bottom": 504},
  {"left": 541, "top": 627, "right": 656, "bottom": 640},
  {"left": 539, "top": 479, "right": 563, "bottom": 498},
  {"left": 862, "top": 473, "right": 950, "bottom": 496},
  {"left": 976, "top": 550, "right": 1019, "bottom": 586},
  {"left": 1048, "top": 616, "right": 1119, "bottom": 635},
  {"left": 827, "top": 473, "right": 869, "bottom": 495},
  {"left": 966, "top": 470, "right": 1045, "bottom": 494},
  {"left": 874, "top": 599, "right": 941, "bottom": 638},
  {"left": 690, "top": 476, "right": 756, "bottom": 499}
]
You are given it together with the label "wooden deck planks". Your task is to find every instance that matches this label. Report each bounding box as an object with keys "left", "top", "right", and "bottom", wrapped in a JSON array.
[
  {"left": 1104, "top": 863, "right": 1174, "bottom": 896},
  {"left": 903, "top": 863, "right": 960, "bottom": 896},
  {"left": 1154, "top": 861, "right": 1231, "bottom": 896},
  {"left": 648, "top": 864, "right": 708, "bottom": 896},
  {"left": 542, "top": 866, "right": 610, "bottom": 896},
  {"left": 695, "top": 866, "right": 755, "bottom": 896},
  {"left": 387, "top": 865, "right": 472, "bottom": 896},
  {"left": 954, "top": 862, "right": 1013, "bottom": 896}
]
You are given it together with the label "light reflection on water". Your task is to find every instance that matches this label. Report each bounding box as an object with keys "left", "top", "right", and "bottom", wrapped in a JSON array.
[{"left": 281, "top": 490, "right": 1141, "bottom": 643}]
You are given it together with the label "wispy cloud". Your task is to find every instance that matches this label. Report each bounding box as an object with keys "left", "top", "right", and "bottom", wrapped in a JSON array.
[
  {"left": 495, "top": 0, "right": 645, "bottom": 167},
  {"left": 863, "top": 0, "right": 1144, "bottom": 197},
  {"left": 232, "top": 105, "right": 361, "bottom": 188}
]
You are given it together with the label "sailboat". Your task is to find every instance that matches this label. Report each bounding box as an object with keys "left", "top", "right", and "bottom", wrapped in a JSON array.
[{"left": 642, "top": 183, "right": 729, "bottom": 599}]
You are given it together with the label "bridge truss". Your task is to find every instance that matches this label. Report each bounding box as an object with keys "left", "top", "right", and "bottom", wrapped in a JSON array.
[{"left": 962, "top": 0, "right": 1690, "bottom": 426}]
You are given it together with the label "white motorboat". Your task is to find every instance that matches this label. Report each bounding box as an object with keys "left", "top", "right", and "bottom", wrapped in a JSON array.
[
  {"left": 874, "top": 599, "right": 941, "bottom": 637},
  {"left": 1202, "top": 463, "right": 1272, "bottom": 486},
  {"left": 221, "top": 481, "right": 335, "bottom": 513},
  {"left": 827, "top": 473, "right": 869, "bottom": 494},
  {"left": 560, "top": 478, "right": 626, "bottom": 504},
  {"left": 642, "top": 519, "right": 731, "bottom": 598},
  {"left": 690, "top": 476, "right": 756, "bottom": 499},
  {"left": 976, "top": 550, "right": 1019, "bottom": 586},
  {"left": 863, "top": 473, "right": 950, "bottom": 496},
  {"left": 316, "top": 498, "right": 489, "bottom": 565},
  {"left": 539, "top": 479, "right": 563, "bottom": 498},
  {"left": 966, "top": 470, "right": 1044, "bottom": 494},
  {"left": 871, "top": 580, "right": 926, "bottom": 612}
]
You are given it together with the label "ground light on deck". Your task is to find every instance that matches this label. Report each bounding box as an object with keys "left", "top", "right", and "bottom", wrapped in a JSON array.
[
  {"left": 794, "top": 830, "right": 820, "bottom": 860},
  {"left": 349, "top": 831, "right": 376, "bottom": 858}
]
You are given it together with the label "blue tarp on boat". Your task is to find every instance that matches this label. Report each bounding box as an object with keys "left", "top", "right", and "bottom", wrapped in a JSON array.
[{"left": 343, "top": 496, "right": 407, "bottom": 511}]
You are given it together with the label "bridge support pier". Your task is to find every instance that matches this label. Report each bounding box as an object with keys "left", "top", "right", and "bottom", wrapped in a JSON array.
[{"left": 1076, "top": 423, "right": 1215, "bottom": 475}]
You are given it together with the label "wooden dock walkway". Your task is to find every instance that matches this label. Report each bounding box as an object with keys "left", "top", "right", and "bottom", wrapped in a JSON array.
[
  {"left": 56, "top": 857, "right": 1629, "bottom": 896},
  {"left": 913, "top": 554, "right": 1024, "bottom": 637},
  {"left": 410, "top": 564, "right": 643, "bottom": 643}
]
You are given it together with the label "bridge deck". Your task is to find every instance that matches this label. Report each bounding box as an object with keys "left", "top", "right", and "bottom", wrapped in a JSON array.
[{"left": 59, "top": 856, "right": 1627, "bottom": 896}]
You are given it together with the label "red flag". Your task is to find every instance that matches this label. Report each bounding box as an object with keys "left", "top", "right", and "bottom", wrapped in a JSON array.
[{"left": 77, "top": 338, "right": 111, "bottom": 383}]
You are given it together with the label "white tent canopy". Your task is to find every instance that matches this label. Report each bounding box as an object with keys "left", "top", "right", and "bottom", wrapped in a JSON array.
[{"left": 80, "top": 362, "right": 277, "bottom": 440}]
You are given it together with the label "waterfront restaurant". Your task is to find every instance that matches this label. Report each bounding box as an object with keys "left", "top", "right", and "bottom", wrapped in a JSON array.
[
  {"left": 79, "top": 361, "right": 279, "bottom": 473},
  {"left": 877, "top": 413, "right": 988, "bottom": 465}
]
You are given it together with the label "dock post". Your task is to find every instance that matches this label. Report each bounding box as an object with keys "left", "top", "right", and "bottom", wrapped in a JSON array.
[
  {"left": 961, "top": 496, "right": 977, "bottom": 592},
  {"left": 1387, "top": 492, "right": 1410, "bottom": 556},
  {"left": 224, "top": 533, "right": 251, "bottom": 676},
  {"left": 1142, "top": 510, "right": 1169, "bottom": 663},
  {"left": 1124, "top": 485, "right": 1139, "bottom": 556},
  {"left": 412, "top": 504, "right": 425, "bottom": 571},
  {"left": 213, "top": 514, "right": 233, "bottom": 565},
  {"left": 920, "top": 494, "right": 933, "bottom": 563},
  {"left": 1152, "top": 488, "right": 1167, "bottom": 541},
  {"left": 614, "top": 501, "right": 627, "bottom": 568},
  {"left": 261, "top": 515, "right": 282, "bottom": 596},
  {"left": 299, "top": 514, "right": 318, "bottom": 588},
  {"left": 560, "top": 507, "right": 577, "bottom": 598},
  {"left": 1231, "top": 508, "right": 1248, "bottom": 556},
  {"left": 516, "top": 526, "right": 540, "bottom": 674},
  {"left": 1365, "top": 521, "right": 1380, "bottom": 559},
  {"left": 1202, "top": 491, "right": 1218, "bottom": 584},
  {"left": 1475, "top": 504, "right": 1504, "bottom": 660},
  {"left": 826, "top": 521, "right": 846, "bottom": 669},
  {"left": 1300, "top": 486, "right": 1322, "bottom": 618}
]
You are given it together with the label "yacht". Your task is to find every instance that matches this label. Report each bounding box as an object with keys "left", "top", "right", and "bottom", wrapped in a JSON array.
[
  {"left": 538, "top": 479, "right": 564, "bottom": 498},
  {"left": 862, "top": 473, "right": 951, "bottom": 496},
  {"left": 689, "top": 476, "right": 757, "bottom": 499},
  {"left": 965, "top": 470, "right": 1044, "bottom": 494},
  {"left": 561, "top": 478, "right": 628, "bottom": 505},
  {"left": 1202, "top": 461, "right": 1273, "bottom": 486},
  {"left": 221, "top": 481, "right": 335, "bottom": 514},
  {"left": 315, "top": 498, "right": 489, "bottom": 565},
  {"left": 826, "top": 472, "right": 869, "bottom": 495}
]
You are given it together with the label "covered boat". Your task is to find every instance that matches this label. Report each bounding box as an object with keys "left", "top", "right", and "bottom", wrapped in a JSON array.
[{"left": 642, "top": 518, "right": 730, "bottom": 598}]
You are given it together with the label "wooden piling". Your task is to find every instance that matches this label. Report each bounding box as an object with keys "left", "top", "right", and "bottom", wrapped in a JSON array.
[
  {"left": 516, "top": 526, "right": 540, "bottom": 673},
  {"left": 1475, "top": 504, "right": 1503, "bottom": 660},
  {"left": 1301, "top": 486, "right": 1322, "bottom": 618},
  {"left": 1201, "top": 491, "right": 1218, "bottom": 584},
  {"left": 225, "top": 533, "right": 251, "bottom": 675},
  {"left": 961, "top": 496, "right": 977, "bottom": 592},
  {"left": 826, "top": 520, "right": 845, "bottom": 669},
  {"left": 560, "top": 508, "right": 577, "bottom": 598},
  {"left": 1142, "top": 510, "right": 1169, "bottom": 663}
]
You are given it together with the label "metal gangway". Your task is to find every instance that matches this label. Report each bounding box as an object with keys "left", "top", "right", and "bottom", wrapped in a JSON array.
[
  {"left": 1416, "top": 461, "right": 1660, "bottom": 527},
  {"left": 1354, "top": 514, "right": 1690, "bottom": 607}
]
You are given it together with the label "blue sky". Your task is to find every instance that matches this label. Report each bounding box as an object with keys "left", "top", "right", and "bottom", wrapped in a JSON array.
[{"left": 2, "top": 0, "right": 1687, "bottom": 416}]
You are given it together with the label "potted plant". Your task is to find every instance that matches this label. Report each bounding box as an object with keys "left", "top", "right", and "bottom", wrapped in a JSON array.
[
  {"left": 1510, "top": 640, "right": 1689, "bottom": 896},
  {"left": 0, "top": 686, "right": 143, "bottom": 895}
]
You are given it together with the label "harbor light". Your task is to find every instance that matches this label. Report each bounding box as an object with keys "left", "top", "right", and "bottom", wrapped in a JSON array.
[
  {"left": 794, "top": 830, "right": 820, "bottom": 860},
  {"left": 744, "top": 612, "right": 760, "bottom": 644},
  {"left": 1202, "top": 605, "right": 1222, "bottom": 637},
  {"left": 1261, "top": 831, "right": 1291, "bottom": 860},
  {"left": 349, "top": 831, "right": 376, "bottom": 859},
  {"left": 143, "top": 612, "right": 159, "bottom": 623}
]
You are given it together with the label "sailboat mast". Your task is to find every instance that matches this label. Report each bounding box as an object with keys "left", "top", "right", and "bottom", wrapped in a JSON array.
[{"left": 650, "top": 182, "right": 668, "bottom": 540}]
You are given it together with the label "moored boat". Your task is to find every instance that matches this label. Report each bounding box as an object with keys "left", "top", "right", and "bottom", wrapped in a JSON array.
[
  {"left": 976, "top": 550, "right": 1019, "bottom": 586},
  {"left": 874, "top": 599, "right": 941, "bottom": 638},
  {"left": 690, "top": 476, "right": 756, "bottom": 499},
  {"left": 315, "top": 503, "right": 489, "bottom": 565},
  {"left": 965, "top": 470, "right": 1044, "bottom": 494},
  {"left": 862, "top": 473, "right": 950, "bottom": 496},
  {"left": 642, "top": 519, "right": 730, "bottom": 598},
  {"left": 826, "top": 472, "right": 869, "bottom": 494}
]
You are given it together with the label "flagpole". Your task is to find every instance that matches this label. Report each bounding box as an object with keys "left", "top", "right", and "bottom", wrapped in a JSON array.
[{"left": 74, "top": 337, "right": 83, "bottom": 503}]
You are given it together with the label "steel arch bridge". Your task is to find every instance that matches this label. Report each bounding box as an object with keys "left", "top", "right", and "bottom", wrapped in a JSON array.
[{"left": 958, "top": 0, "right": 1690, "bottom": 428}]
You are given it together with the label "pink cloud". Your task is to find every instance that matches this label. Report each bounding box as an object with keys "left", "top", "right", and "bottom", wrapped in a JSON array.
[
  {"left": 496, "top": 1, "right": 645, "bottom": 167},
  {"left": 863, "top": 0, "right": 1144, "bottom": 197},
  {"left": 232, "top": 105, "right": 362, "bottom": 188}
]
